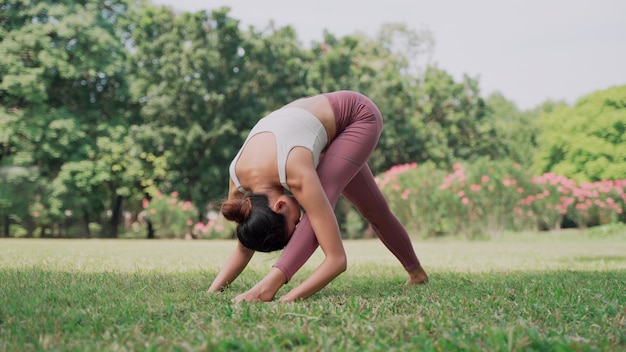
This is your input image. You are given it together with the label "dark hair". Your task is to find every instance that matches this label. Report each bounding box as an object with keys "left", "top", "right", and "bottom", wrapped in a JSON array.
[{"left": 221, "top": 193, "right": 289, "bottom": 252}]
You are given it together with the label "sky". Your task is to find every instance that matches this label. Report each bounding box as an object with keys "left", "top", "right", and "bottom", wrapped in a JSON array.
[{"left": 152, "top": 0, "right": 626, "bottom": 110}]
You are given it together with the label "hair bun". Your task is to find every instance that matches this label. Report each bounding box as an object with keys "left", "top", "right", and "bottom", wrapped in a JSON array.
[{"left": 221, "top": 197, "right": 252, "bottom": 223}]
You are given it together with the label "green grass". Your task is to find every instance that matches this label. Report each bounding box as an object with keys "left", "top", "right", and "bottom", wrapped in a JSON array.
[{"left": 1, "top": 230, "right": 625, "bottom": 351}]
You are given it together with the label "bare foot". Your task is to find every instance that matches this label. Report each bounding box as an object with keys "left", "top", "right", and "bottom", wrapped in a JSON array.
[{"left": 407, "top": 265, "right": 429, "bottom": 285}]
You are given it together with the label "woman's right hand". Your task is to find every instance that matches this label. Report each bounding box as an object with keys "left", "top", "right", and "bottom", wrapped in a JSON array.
[
  {"left": 232, "top": 267, "right": 287, "bottom": 303},
  {"left": 233, "top": 287, "right": 272, "bottom": 303}
]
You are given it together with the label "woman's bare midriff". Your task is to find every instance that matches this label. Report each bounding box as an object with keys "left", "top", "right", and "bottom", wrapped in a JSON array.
[{"left": 284, "top": 95, "right": 336, "bottom": 143}]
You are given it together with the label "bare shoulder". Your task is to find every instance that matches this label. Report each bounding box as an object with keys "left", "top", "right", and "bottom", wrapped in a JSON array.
[{"left": 227, "top": 178, "right": 244, "bottom": 200}]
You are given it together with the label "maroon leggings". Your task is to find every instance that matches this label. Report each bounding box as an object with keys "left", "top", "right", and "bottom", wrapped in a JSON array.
[{"left": 273, "top": 91, "right": 421, "bottom": 281}]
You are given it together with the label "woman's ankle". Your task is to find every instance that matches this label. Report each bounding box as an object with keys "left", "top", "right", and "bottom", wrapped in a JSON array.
[{"left": 407, "top": 265, "right": 429, "bottom": 284}]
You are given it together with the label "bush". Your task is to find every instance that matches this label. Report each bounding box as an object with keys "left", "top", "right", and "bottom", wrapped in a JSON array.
[
  {"left": 437, "top": 160, "right": 531, "bottom": 239},
  {"left": 376, "top": 162, "right": 449, "bottom": 238},
  {"left": 566, "top": 179, "right": 625, "bottom": 228},
  {"left": 142, "top": 191, "right": 235, "bottom": 239},
  {"left": 143, "top": 191, "right": 198, "bottom": 238},
  {"left": 517, "top": 173, "right": 576, "bottom": 231},
  {"left": 374, "top": 160, "right": 626, "bottom": 239},
  {"left": 192, "top": 215, "right": 235, "bottom": 239},
  {"left": 377, "top": 159, "right": 533, "bottom": 239},
  {"left": 587, "top": 221, "right": 626, "bottom": 238}
]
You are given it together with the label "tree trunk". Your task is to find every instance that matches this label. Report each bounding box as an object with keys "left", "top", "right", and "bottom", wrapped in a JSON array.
[
  {"left": 109, "top": 195, "right": 123, "bottom": 238},
  {"left": 2, "top": 214, "right": 9, "bottom": 238},
  {"left": 83, "top": 209, "right": 91, "bottom": 238},
  {"left": 146, "top": 216, "right": 155, "bottom": 239}
]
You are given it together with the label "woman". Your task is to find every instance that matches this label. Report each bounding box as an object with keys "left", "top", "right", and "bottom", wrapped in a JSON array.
[{"left": 208, "top": 91, "right": 428, "bottom": 302}]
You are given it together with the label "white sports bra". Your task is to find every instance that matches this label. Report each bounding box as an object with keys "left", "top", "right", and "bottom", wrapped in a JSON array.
[{"left": 229, "top": 107, "right": 328, "bottom": 192}]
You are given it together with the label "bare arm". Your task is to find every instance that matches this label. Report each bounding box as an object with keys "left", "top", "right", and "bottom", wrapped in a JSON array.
[
  {"left": 208, "top": 178, "right": 254, "bottom": 292},
  {"left": 279, "top": 150, "right": 347, "bottom": 301},
  {"left": 208, "top": 240, "right": 255, "bottom": 292}
]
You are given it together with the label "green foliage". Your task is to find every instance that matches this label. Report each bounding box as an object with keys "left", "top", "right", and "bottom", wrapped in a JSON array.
[
  {"left": 418, "top": 68, "right": 505, "bottom": 165},
  {"left": 0, "top": 0, "right": 136, "bottom": 237},
  {"left": 535, "top": 85, "right": 626, "bottom": 182},
  {"left": 371, "top": 67, "right": 507, "bottom": 173},
  {"left": 0, "top": 166, "right": 39, "bottom": 236},
  {"left": 588, "top": 221, "right": 626, "bottom": 237},
  {"left": 487, "top": 92, "right": 539, "bottom": 169}
]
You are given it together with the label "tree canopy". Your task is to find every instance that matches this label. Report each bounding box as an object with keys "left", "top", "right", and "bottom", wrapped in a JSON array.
[{"left": 534, "top": 85, "right": 626, "bottom": 182}]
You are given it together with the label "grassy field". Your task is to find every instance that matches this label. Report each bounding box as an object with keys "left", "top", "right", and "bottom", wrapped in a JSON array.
[{"left": 1, "top": 230, "right": 625, "bottom": 351}]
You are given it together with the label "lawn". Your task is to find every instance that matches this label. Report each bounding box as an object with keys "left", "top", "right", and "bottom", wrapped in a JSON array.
[{"left": 1, "top": 230, "right": 625, "bottom": 351}]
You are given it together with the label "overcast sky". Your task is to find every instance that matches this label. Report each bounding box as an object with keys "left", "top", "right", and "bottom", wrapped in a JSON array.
[{"left": 152, "top": 0, "right": 626, "bottom": 110}]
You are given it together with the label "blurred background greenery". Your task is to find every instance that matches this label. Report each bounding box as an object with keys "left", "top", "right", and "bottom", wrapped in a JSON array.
[{"left": 1, "top": 1, "right": 624, "bottom": 239}]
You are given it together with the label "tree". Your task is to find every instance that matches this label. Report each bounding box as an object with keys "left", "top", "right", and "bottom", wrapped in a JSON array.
[
  {"left": 487, "top": 92, "right": 540, "bottom": 168},
  {"left": 0, "top": 0, "right": 136, "bottom": 237},
  {"left": 127, "top": 5, "right": 341, "bottom": 212},
  {"left": 0, "top": 166, "right": 40, "bottom": 237},
  {"left": 370, "top": 66, "right": 505, "bottom": 171},
  {"left": 534, "top": 85, "right": 626, "bottom": 182},
  {"left": 239, "top": 21, "right": 311, "bottom": 105}
]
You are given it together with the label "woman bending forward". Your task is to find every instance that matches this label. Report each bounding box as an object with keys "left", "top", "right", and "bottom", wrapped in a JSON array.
[{"left": 208, "top": 91, "right": 428, "bottom": 302}]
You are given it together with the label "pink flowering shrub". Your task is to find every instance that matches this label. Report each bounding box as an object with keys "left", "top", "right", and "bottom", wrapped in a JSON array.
[
  {"left": 613, "top": 180, "right": 626, "bottom": 223},
  {"left": 436, "top": 159, "right": 531, "bottom": 239},
  {"left": 376, "top": 162, "right": 449, "bottom": 237},
  {"left": 376, "top": 160, "right": 626, "bottom": 239},
  {"left": 143, "top": 191, "right": 198, "bottom": 238},
  {"left": 518, "top": 175, "right": 625, "bottom": 230},
  {"left": 192, "top": 214, "right": 235, "bottom": 239},
  {"left": 567, "top": 180, "right": 625, "bottom": 228},
  {"left": 517, "top": 173, "right": 576, "bottom": 230},
  {"left": 143, "top": 191, "right": 235, "bottom": 239}
]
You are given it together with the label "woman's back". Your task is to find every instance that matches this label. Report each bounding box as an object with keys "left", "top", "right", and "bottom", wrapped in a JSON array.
[
  {"left": 233, "top": 132, "right": 281, "bottom": 191},
  {"left": 231, "top": 95, "right": 335, "bottom": 193}
]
